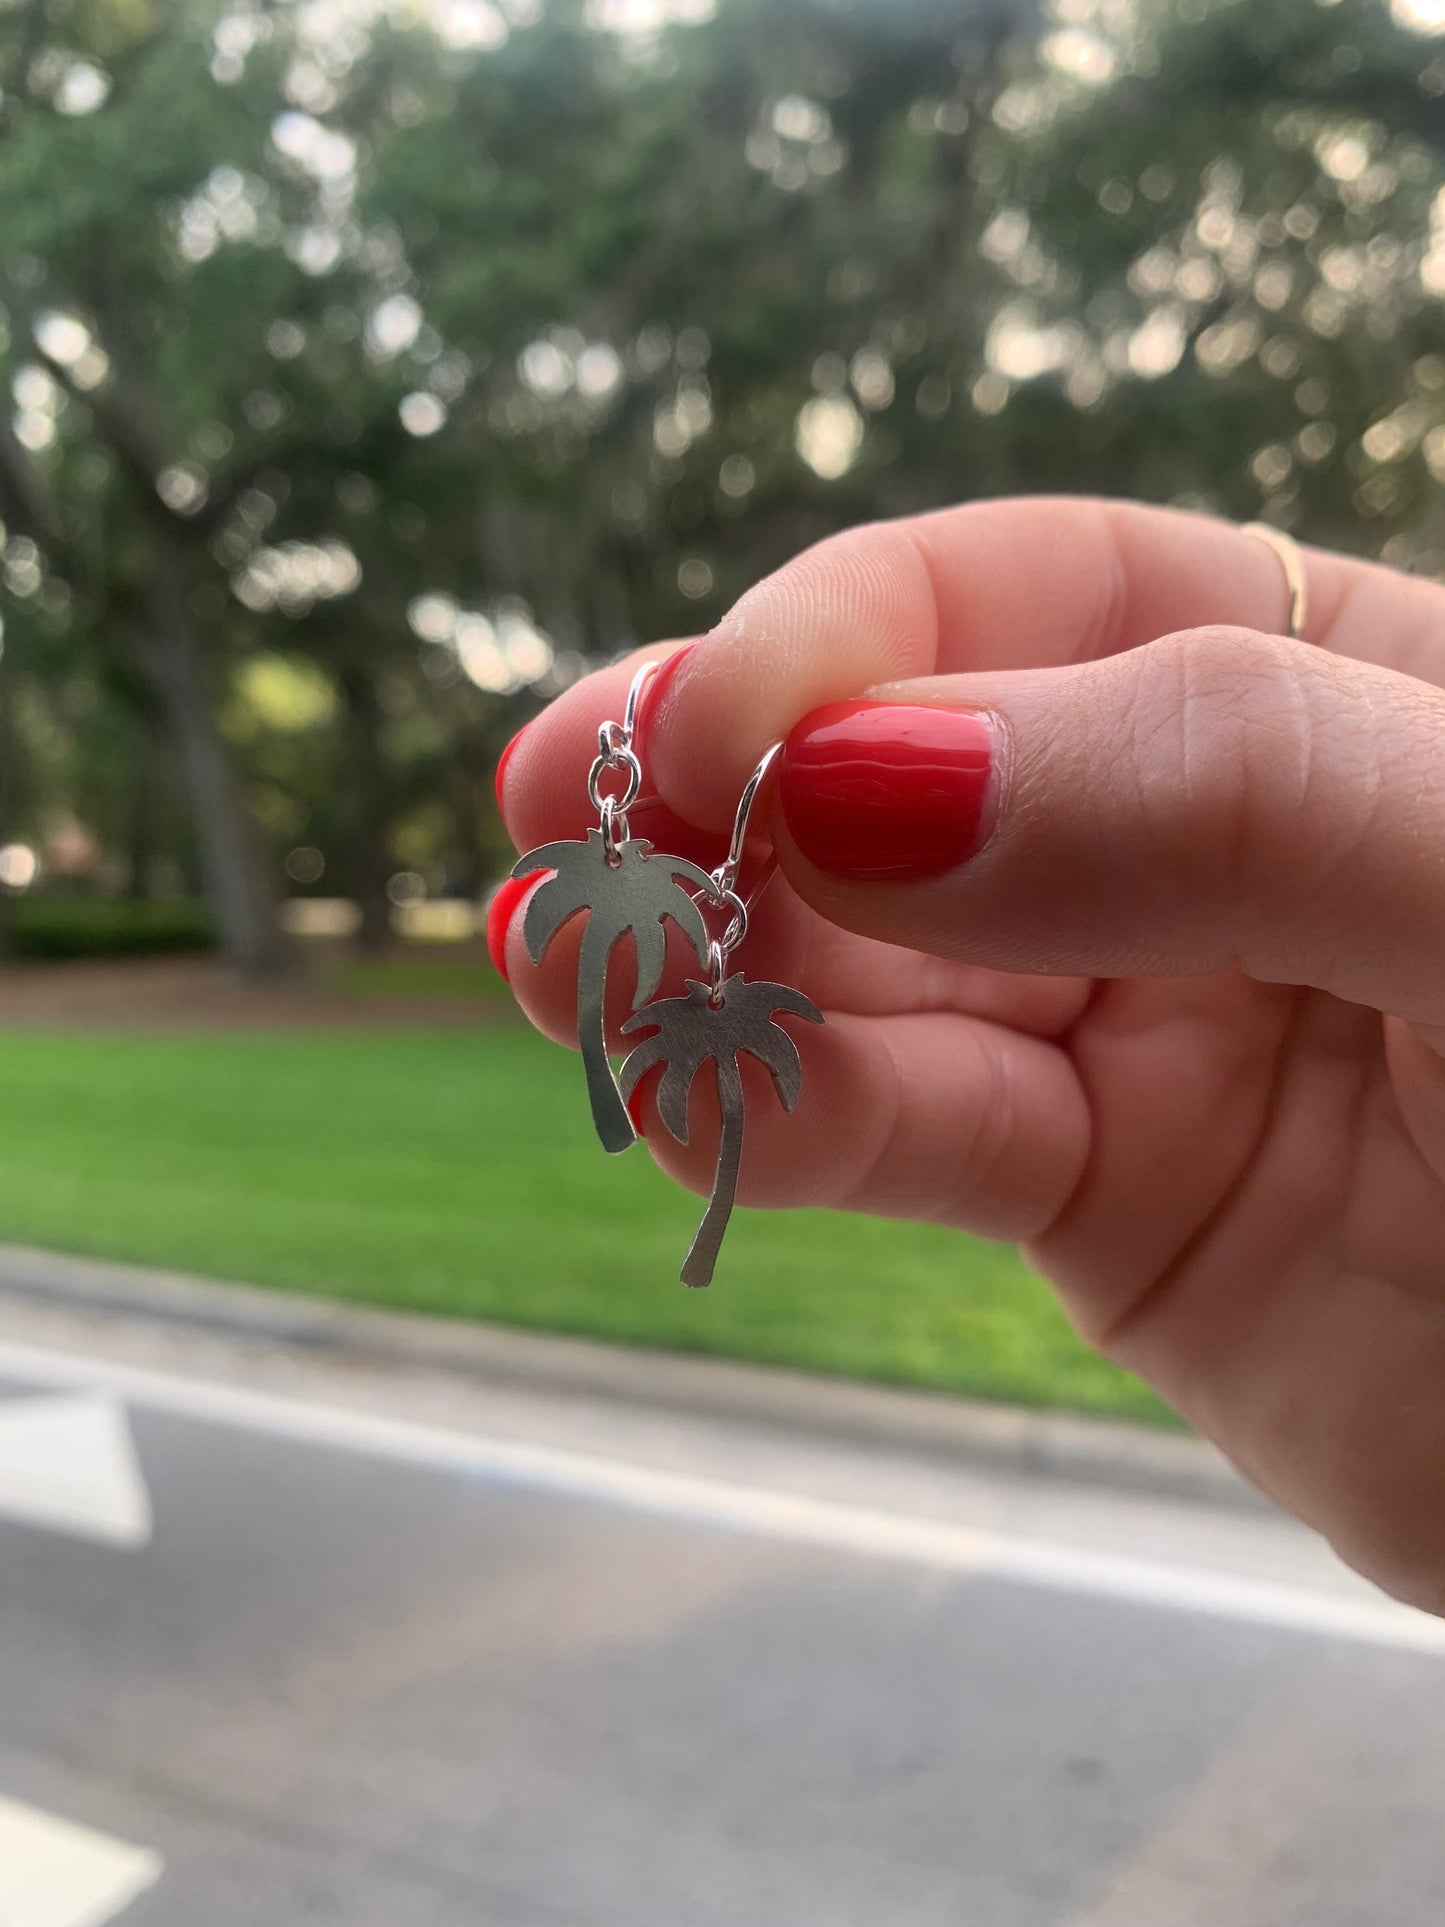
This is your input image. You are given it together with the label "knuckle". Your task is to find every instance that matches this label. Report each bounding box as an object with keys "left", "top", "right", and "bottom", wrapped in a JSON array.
[{"left": 1118, "top": 626, "right": 1375, "bottom": 936}]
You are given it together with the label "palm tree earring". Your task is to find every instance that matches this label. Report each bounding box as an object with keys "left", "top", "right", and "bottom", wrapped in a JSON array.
[
  {"left": 619, "top": 744, "right": 824, "bottom": 1289},
  {"left": 510, "top": 661, "right": 718, "bottom": 1154}
]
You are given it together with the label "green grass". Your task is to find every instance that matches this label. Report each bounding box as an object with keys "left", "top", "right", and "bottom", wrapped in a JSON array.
[
  {"left": 327, "top": 956, "right": 512, "bottom": 1003},
  {"left": 0, "top": 1025, "right": 1168, "bottom": 1424}
]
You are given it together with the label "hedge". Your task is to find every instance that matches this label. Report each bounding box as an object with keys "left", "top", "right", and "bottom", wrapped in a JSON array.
[{"left": 6, "top": 898, "right": 216, "bottom": 961}]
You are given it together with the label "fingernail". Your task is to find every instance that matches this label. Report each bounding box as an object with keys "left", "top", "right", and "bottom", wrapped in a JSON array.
[
  {"left": 626, "top": 794, "right": 728, "bottom": 871},
  {"left": 632, "top": 645, "right": 728, "bottom": 870},
  {"left": 625, "top": 1074, "right": 652, "bottom": 1140},
  {"left": 634, "top": 643, "right": 695, "bottom": 752},
  {"left": 779, "top": 701, "right": 998, "bottom": 883},
  {"left": 485, "top": 873, "right": 538, "bottom": 982},
  {"left": 494, "top": 723, "right": 529, "bottom": 814}
]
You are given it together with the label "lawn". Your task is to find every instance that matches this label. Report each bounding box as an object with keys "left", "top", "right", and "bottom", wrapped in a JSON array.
[
  {"left": 327, "top": 955, "right": 515, "bottom": 1003},
  {"left": 0, "top": 1023, "right": 1168, "bottom": 1424}
]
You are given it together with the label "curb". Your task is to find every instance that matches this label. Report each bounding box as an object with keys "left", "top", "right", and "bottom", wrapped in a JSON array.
[{"left": 0, "top": 1241, "right": 1263, "bottom": 1513}]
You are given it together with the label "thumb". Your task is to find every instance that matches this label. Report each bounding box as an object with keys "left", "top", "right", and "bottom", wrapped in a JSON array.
[{"left": 774, "top": 625, "right": 1445, "bottom": 1030}]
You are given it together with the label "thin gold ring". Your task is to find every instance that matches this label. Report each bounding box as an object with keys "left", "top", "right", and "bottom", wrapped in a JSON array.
[{"left": 1241, "top": 522, "right": 1309, "bottom": 642}]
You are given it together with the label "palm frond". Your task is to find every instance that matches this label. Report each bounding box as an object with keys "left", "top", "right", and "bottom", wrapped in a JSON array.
[
  {"left": 521, "top": 871, "right": 586, "bottom": 962},
  {"left": 655, "top": 1048, "right": 705, "bottom": 1144},
  {"left": 620, "top": 983, "right": 717, "bottom": 1144},
  {"left": 617, "top": 1027, "right": 667, "bottom": 1096},
  {"left": 743, "top": 1025, "right": 804, "bottom": 1110},
  {"left": 630, "top": 911, "right": 669, "bottom": 1009},
  {"left": 615, "top": 843, "right": 713, "bottom": 994},
  {"left": 662, "top": 887, "right": 711, "bottom": 975},
  {"left": 758, "top": 983, "right": 824, "bottom": 1026},
  {"left": 510, "top": 839, "right": 587, "bottom": 882}
]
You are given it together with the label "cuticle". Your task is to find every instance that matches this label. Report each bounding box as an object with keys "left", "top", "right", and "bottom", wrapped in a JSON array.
[{"left": 973, "top": 706, "right": 1012, "bottom": 861}]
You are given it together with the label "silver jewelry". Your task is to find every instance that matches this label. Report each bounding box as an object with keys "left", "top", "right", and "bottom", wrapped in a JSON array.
[
  {"left": 511, "top": 662, "right": 718, "bottom": 1154},
  {"left": 620, "top": 742, "right": 823, "bottom": 1288}
]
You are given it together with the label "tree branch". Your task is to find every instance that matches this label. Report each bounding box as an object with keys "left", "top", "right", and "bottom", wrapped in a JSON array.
[
  {"left": 0, "top": 0, "right": 45, "bottom": 143},
  {"left": 0, "top": 410, "right": 66, "bottom": 555}
]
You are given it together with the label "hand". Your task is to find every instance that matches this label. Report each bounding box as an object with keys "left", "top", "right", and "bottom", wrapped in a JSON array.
[{"left": 497, "top": 497, "right": 1445, "bottom": 1613}]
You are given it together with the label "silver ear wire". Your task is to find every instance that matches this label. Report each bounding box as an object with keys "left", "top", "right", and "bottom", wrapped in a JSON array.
[
  {"left": 622, "top": 657, "right": 656, "bottom": 738},
  {"left": 697, "top": 741, "right": 783, "bottom": 992},
  {"left": 714, "top": 741, "right": 781, "bottom": 900},
  {"left": 587, "top": 660, "right": 656, "bottom": 860}
]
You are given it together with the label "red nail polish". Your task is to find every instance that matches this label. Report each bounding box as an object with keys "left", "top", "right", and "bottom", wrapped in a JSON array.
[
  {"left": 625, "top": 1071, "right": 654, "bottom": 1140},
  {"left": 485, "top": 873, "right": 538, "bottom": 982},
  {"left": 626, "top": 794, "right": 729, "bottom": 871},
  {"left": 779, "top": 701, "right": 996, "bottom": 883},
  {"left": 634, "top": 643, "right": 695, "bottom": 752},
  {"left": 494, "top": 723, "right": 529, "bottom": 814}
]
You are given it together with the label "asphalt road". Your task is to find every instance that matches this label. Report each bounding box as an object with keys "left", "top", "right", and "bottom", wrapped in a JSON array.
[{"left": 1, "top": 1317, "right": 1444, "bottom": 1926}]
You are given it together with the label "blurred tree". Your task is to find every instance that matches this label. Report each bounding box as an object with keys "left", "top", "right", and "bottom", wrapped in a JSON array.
[
  {"left": 1007, "top": 0, "right": 1445, "bottom": 559},
  {"left": 3, "top": 0, "right": 1445, "bottom": 973}
]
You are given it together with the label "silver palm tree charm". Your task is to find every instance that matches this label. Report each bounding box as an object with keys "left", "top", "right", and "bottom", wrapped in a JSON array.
[
  {"left": 619, "top": 973, "right": 823, "bottom": 1287},
  {"left": 513, "top": 831, "right": 715, "bottom": 1153}
]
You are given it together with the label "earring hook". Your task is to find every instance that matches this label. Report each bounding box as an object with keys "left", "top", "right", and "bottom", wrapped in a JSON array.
[
  {"left": 622, "top": 657, "right": 657, "bottom": 738},
  {"left": 714, "top": 741, "right": 782, "bottom": 901},
  {"left": 587, "top": 659, "right": 659, "bottom": 856},
  {"left": 697, "top": 740, "right": 785, "bottom": 994}
]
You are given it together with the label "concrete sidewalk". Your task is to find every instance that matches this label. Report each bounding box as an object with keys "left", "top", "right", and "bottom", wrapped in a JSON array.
[{"left": 0, "top": 1239, "right": 1254, "bottom": 1512}]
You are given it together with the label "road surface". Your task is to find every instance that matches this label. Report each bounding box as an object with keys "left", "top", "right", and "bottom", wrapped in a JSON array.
[{"left": 0, "top": 1296, "right": 1443, "bottom": 1926}]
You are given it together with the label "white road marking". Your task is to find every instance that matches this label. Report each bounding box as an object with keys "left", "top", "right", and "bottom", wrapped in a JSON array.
[
  {"left": 0, "top": 1338, "right": 1440, "bottom": 1654},
  {"left": 0, "top": 1395, "right": 152, "bottom": 1548},
  {"left": 0, "top": 1795, "right": 162, "bottom": 1927}
]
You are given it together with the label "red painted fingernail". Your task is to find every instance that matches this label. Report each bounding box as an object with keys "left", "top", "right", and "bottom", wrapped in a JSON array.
[
  {"left": 634, "top": 643, "right": 695, "bottom": 752},
  {"left": 625, "top": 1073, "right": 653, "bottom": 1140},
  {"left": 494, "top": 723, "right": 529, "bottom": 814},
  {"left": 485, "top": 873, "right": 538, "bottom": 982},
  {"left": 779, "top": 701, "right": 997, "bottom": 883},
  {"left": 626, "top": 795, "right": 729, "bottom": 871}
]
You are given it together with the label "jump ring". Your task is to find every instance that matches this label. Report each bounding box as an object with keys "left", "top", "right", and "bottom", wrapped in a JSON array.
[
  {"left": 703, "top": 882, "right": 748, "bottom": 954},
  {"left": 707, "top": 937, "right": 728, "bottom": 1005},
  {"left": 588, "top": 750, "right": 641, "bottom": 816},
  {"left": 600, "top": 794, "right": 625, "bottom": 862}
]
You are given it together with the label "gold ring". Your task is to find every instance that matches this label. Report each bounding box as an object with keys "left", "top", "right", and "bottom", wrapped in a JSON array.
[{"left": 1241, "top": 522, "right": 1309, "bottom": 642}]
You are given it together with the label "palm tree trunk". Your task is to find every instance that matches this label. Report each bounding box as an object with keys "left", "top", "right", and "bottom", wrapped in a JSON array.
[
  {"left": 578, "top": 915, "right": 635, "bottom": 1155},
  {"left": 682, "top": 1058, "right": 744, "bottom": 1289}
]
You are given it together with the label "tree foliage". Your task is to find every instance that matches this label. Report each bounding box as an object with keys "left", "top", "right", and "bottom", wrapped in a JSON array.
[{"left": 2, "top": 0, "right": 1443, "bottom": 966}]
